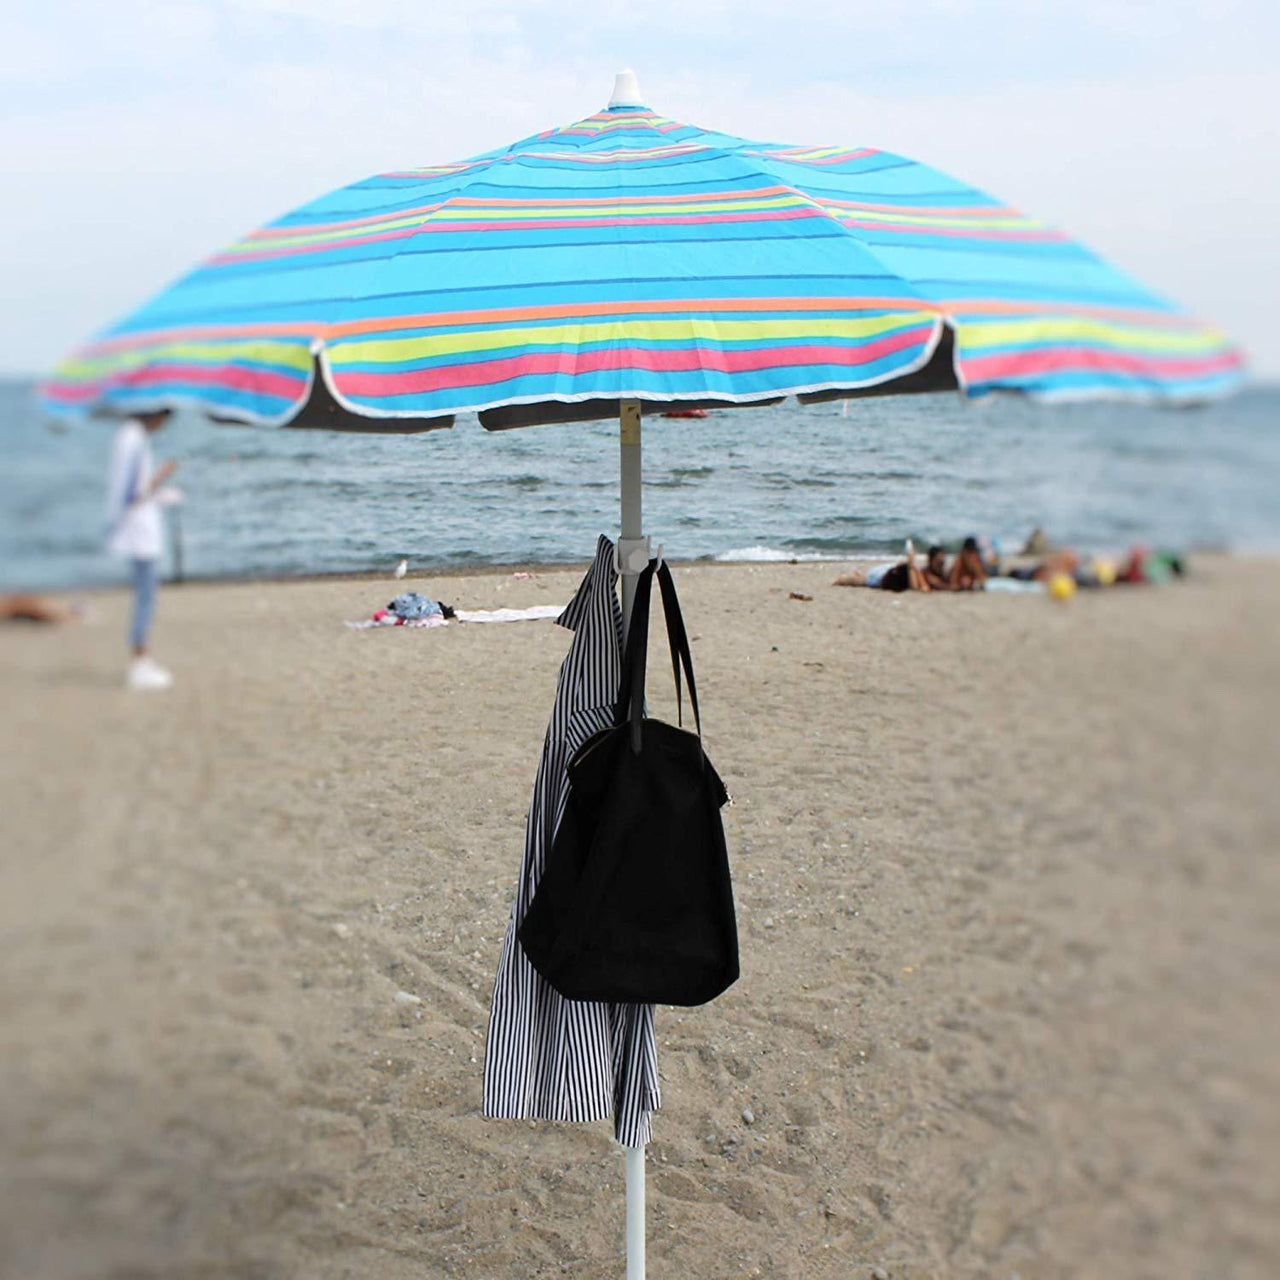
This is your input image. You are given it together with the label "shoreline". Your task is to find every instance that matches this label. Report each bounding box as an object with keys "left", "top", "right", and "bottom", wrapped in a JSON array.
[
  {"left": 6, "top": 553, "right": 842, "bottom": 596},
  {"left": 8, "top": 542, "right": 1258, "bottom": 597}
]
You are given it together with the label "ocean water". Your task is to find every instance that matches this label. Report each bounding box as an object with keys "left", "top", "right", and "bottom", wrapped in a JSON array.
[{"left": 2, "top": 379, "right": 1277, "bottom": 591}]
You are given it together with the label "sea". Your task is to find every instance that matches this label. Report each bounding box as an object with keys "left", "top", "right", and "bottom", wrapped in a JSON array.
[{"left": 2, "top": 378, "right": 1277, "bottom": 592}]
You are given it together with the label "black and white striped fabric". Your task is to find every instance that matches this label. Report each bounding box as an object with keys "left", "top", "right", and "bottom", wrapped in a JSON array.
[{"left": 483, "top": 535, "right": 660, "bottom": 1146}]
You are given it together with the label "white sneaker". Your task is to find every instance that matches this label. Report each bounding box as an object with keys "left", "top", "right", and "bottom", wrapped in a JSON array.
[{"left": 127, "top": 657, "right": 173, "bottom": 691}]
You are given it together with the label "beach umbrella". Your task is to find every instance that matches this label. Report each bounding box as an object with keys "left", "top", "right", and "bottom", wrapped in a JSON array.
[{"left": 40, "top": 69, "right": 1243, "bottom": 1276}]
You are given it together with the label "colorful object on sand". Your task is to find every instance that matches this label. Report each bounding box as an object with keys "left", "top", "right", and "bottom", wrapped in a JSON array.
[
  {"left": 43, "top": 90, "right": 1242, "bottom": 429},
  {"left": 1048, "top": 573, "right": 1078, "bottom": 601}
]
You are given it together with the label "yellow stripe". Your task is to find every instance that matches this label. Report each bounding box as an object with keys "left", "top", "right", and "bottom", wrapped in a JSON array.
[
  {"left": 825, "top": 207, "right": 1045, "bottom": 231},
  {"left": 234, "top": 195, "right": 811, "bottom": 252},
  {"left": 238, "top": 213, "right": 441, "bottom": 251},
  {"left": 570, "top": 115, "right": 673, "bottom": 133},
  {"left": 329, "top": 312, "right": 936, "bottom": 365},
  {"left": 775, "top": 147, "right": 845, "bottom": 161},
  {"left": 958, "top": 318, "right": 1228, "bottom": 353},
  {"left": 61, "top": 340, "right": 313, "bottom": 380}
]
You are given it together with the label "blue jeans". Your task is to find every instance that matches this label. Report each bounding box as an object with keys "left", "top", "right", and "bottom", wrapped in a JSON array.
[{"left": 130, "top": 557, "right": 160, "bottom": 651}]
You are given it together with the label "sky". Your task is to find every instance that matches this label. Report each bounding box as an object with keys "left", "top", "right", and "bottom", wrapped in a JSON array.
[{"left": 4, "top": 0, "right": 1279, "bottom": 377}]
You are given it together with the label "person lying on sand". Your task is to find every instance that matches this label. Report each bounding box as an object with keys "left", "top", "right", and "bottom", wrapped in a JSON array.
[
  {"left": 949, "top": 536, "right": 988, "bottom": 591},
  {"left": 834, "top": 540, "right": 930, "bottom": 592},
  {"left": 923, "top": 545, "right": 953, "bottom": 591},
  {"left": 1, "top": 594, "right": 84, "bottom": 624},
  {"left": 1005, "top": 549, "right": 1080, "bottom": 583},
  {"left": 1115, "top": 546, "right": 1185, "bottom": 584}
]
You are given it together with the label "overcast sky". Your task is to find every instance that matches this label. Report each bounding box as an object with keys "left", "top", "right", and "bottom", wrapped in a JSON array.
[{"left": 4, "top": 0, "right": 1278, "bottom": 376}]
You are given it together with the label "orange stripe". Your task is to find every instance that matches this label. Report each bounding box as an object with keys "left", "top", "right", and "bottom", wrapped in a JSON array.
[
  {"left": 324, "top": 297, "right": 1206, "bottom": 338},
  {"left": 325, "top": 296, "right": 931, "bottom": 337},
  {"left": 450, "top": 187, "right": 790, "bottom": 208},
  {"left": 824, "top": 200, "right": 1024, "bottom": 217},
  {"left": 72, "top": 296, "right": 1210, "bottom": 359},
  {"left": 247, "top": 185, "right": 800, "bottom": 239}
]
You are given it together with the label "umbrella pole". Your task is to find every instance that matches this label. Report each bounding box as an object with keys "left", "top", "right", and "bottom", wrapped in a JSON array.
[
  {"left": 618, "top": 398, "right": 646, "bottom": 635},
  {"left": 618, "top": 397, "right": 647, "bottom": 1280},
  {"left": 625, "top": 1145, "right": 645, "bottom": 1279}
]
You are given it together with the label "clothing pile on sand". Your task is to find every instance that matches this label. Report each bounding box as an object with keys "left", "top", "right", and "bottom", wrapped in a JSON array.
[{"left": 346, "top": 592, "right": 453, "bottom": 629}]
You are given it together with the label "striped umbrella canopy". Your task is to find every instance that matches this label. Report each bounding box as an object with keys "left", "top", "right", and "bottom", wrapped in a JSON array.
[{"left": 42, "top": 77, "right": 1242, "bottom": 428}]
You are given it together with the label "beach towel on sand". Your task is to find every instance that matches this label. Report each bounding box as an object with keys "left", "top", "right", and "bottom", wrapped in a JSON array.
[
  {"left": 455, "top": 605, "right": 565, "bottom": 624},
  {"left": 344, "top": 604, "right": 566, "bottom": 629},
  {"left": 344, "top": 613, "right": 449, "bottom": 630}
]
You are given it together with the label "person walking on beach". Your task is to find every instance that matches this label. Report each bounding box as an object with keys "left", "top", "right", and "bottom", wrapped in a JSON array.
[{"left": 104, "top": 409, "right": 181, "bottom": 690}]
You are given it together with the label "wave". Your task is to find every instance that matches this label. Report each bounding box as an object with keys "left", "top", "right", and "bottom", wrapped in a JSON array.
[{"left": 712, "top": 545, "right": 847, "bottom": 563}]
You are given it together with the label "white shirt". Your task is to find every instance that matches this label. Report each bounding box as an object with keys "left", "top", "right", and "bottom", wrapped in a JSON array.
[{"left": 105, "top": 419, "right": 163, "bottom": 560}]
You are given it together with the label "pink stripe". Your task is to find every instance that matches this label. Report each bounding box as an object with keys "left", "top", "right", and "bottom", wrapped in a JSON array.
[
  {"left": 216, "top": 226, "right": 421, "bottom": 262},
  {"left": 248, "top": 181, "right": 779, "bottom": 239},
  {"left": 379, "top": 164, "right": 482, "bottom": 177},
  {"left": 42, "top": 380, "right": 100, "bottom": 404},
  {"left": 517, "top": 148, "right": 699, "bottom": 165},
  {"left": 217, "top": 206, "right": 822, "bottom": 263},
  {"left": 803, "top": 150, "right": 880, "bottom": 166},
  {"left": 332, "top": 325, "right": 936, "bottom": 397},
  {"left": 248, "top": 200, "right": 448, "bottom": 238},
  {"left": 758, "top": 147, "right": 879, "bottom": 163},
  {"left": 827, "top": 200, "right": 1020, "bottom": 217},
  {"left": 836, "top": 217, "right": 1062, "bottom": 242},
  {"left": 961, "top": 346, "right": 1244, "bottom": 383},
  {"left": 526, "top": 143, "right": 703, "bottom": 159},
  {"left": 556, "top": 120, "right": 680, "bottom": 137},
  {"left": 438, "top": 207, "right": 818, "bottom": 233},
  {"left": 59, "top": 363, "right": 307, "bottom": 396},
  {"left": 210, "top": 229, "right": 374, "bottom": 263}
]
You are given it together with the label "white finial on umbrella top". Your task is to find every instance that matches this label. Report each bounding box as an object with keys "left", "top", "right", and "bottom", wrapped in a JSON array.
[{"left": 609, "top": 68, "right": 644, "bottom": 108}]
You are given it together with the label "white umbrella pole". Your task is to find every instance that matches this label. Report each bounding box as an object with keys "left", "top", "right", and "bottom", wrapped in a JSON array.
[
  {"left": 619, "top": 398, "right": 646, "bottom": 633},
  {"left": 625, "top": 1144, "right": 646, "bottom": 1279},
  {"left": 617, "top": 397, "right": 647, "bottom": 1280}
]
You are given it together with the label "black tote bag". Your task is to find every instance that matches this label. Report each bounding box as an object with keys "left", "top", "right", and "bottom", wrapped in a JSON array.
[{"left": 518, "top": 560, "right": 739, "bottom": 1007}]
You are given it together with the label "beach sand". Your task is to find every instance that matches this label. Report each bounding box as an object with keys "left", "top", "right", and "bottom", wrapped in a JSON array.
[{"left": 1, "top": 556, "right": 1277, "bottom": 1279}]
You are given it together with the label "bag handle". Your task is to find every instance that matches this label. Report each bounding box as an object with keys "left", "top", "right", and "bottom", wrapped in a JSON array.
[
  {"left": 617, "top": 559, "right": 703, "bottom": 753},
  {"left": 617, "top": 561, "right": 654, "bottom": 753},
  {"left": 655, "top": 561, "right": 702, "bottom": 739}
]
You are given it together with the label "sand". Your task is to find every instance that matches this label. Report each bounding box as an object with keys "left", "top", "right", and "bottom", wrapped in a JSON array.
[{"left": 1, "top": 556, "right": 1277, "bottom": 1279}]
